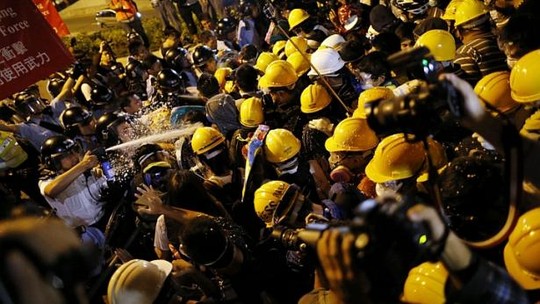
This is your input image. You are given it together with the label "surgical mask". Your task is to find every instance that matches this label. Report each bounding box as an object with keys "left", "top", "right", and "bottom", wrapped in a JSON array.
[
  {"left": 506, "top": 56, "right": 518, "bottom": 69},
  {"left": 375, "top": 181, "right": 403, "bottom": 197},
  {"left": 275, "top": 157, "right": 299, "bottom": 176}
]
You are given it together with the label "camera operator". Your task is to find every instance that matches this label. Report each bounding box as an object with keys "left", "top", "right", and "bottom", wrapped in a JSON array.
[
  {"left": 38, "top": 135, "right": 108, "bottom": 231},
  {"left": 312, "top": 203, "right": 529, "bottom": 303}
]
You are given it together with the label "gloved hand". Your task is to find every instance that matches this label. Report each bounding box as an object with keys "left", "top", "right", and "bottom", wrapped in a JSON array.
[{"left": 308, "top": 118, "right": 334, "bottom": 136}]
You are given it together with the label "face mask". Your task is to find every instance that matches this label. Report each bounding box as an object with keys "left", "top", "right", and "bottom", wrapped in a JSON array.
[
  {"left": 375, "top": 181, "right": 403, "bottom": 197},
  {"left": 506, "top": 57, "right": 518, "bottom": 69}
]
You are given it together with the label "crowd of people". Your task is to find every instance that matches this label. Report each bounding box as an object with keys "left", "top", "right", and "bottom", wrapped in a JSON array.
[{"left": 1, "top": 0, "right": 540, "bottom": 303}]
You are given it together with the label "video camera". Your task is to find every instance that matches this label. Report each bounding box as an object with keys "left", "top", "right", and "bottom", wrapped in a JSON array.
[
  {"left": 270, "top": 194, "right": 440, "bottom": 301},
  {"left": 92, "top": 147, "right": 115, "bottom": 181},
  {"left": 271, "top": 194, "right": 434, "bottom": 259},
  {"left": 365, "top": 47, "right": 464, "bottom": 139}
]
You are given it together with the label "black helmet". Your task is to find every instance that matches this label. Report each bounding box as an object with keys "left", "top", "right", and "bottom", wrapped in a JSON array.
[
  {"left": 239, "top": 0, "right": 254, "bottom": 17},
  {"left": 90, "top": 85, "right": 114, "bottom": 107},
  {"left": 157, "top": 68, "right": 185, "bottom": 93},
  {"left": 125, "top": 60, "right": 145, "bottom": 80},
  {"left": 127, "top": 29, "right": 143, "bottom": 43},
  {"left": 110, "top": 62, "right": 125, "bottom": 76},
  {"left": 165, "top": 47, "right": 191, "bottom": 70},
  {"left": 216, "top": 18, "right": 237, "bottom": 37},
  {"left": 95, "top": 112, "right": 128, "bottom": 147},
  {"left": 60, "top": 106, "right": 93, "bottom": 136},
  {"left": 47, "top": 77, "right": 66, "bottom": 97},
  {"left": 13, "top": 93, "right": 46, "bottom": 117},
  {"left": 41, "top": 135, "right": 79, "bottom": 170},
  {"left": 192, "top": 45, "right": 216, "bottom": 67}
]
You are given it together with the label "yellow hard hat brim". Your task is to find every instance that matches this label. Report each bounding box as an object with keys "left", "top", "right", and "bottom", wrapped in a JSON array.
[{"left": 504, "top": 243, "right": 540, "bottom": 290}]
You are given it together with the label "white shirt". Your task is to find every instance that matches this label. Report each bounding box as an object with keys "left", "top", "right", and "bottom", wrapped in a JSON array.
[
  {"left": 39, "top": 173, "right": 106, "bottom": 228},
  {"left": 154, "top": 214, "right": 170, "bottom": 251}
]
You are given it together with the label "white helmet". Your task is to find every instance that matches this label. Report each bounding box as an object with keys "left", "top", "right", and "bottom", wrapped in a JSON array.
[
  {"left": 321, "top": 34, "right": 346, "bottom": 49},
  {"left": 308, "top": 48, "right": 345, "bottom": 76},
  {"left": 107, "top": 259, "right": 173, "bottom": 304}
]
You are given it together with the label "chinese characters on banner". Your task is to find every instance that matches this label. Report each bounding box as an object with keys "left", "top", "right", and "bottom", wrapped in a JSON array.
[
  {"left": 32, "top": 0, "right": 70, "bottom": 37},
  {"left": 0, "top": 0, "right": 73, "bottom": 100}
]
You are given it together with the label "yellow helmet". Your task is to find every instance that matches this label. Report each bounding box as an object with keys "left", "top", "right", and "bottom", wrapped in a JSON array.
[
  {"left": 402, "top": 262, "right": 448, "bottom": 304},
  {"left": 288, "top": 8, "right": 310, "bottom": 31},
  {"left": 353, "top": 87, "right": 395, "bottom": 119},
  {"left": 272, "top": 40, "right": 287, "bottom": 59},
  {"left": 285, "top": 36, "right": 309, "bottom": 58},
  {"left": 264, "top": 128, "right": 301, "bottom": 163},
  {"left": 442, "top": 0, "right": 464, "bottom": 20},
  {"left": 255, "top": 52, "right": 279, "bottom": 73},
  {"left": 510, "top": 50, "right": 540, "bottom": 103},
  {"left": 365, "top": 133, "right": 426, "bottom": 183},
  {"left": 301, "top": 83, "right": 332, "bottom": 113},
  {"left": 107, "top": 259, "right": 172, "bottom": 304},
  {"left": 415, "top": 30, "right": 456, "bottom": 62},
  {"left": 325, "top": 118, "right": 379, "bottom": 152},
  {"left": 504, "top": 208, "right": 540, "bottom": 290},
  {"left": 258, "top": 60, "right": 298, "bottom": 89},
  {"left": 240, "top": 97, "right": 264, "bottom": 128},
  {"left": 214, "top": 67, "right": 233, "bottom": 90},
  {"left": 254, "top": 180, "right": 294, "bottom": 228},
  {"left": 287, "top": 51, "right": 311, "bottom": 77},
  {"left": 454, "top": 0, "right": 489, "bottom": 28},
  {"left": 474, "top": 71, "right": 518, "bottom": 112},
  {"left": 191, "top": 126, "right": 226, "bottom": 155},
  {"left": 416, "top": 139, "right": 448, "bottom": 182}
]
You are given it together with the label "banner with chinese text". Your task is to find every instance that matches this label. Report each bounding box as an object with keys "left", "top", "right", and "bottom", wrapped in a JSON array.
[
  {"left": 0, "top": 0, "right": 73, "bottom": 100},
  {"left": 32, "top": 0, "right": 71, "bottom": 37}
]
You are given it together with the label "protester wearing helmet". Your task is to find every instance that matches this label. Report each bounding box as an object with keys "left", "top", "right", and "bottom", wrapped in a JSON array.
[
  {"left": 254, "top": 52, "right": 279, "bottom": 73},
  {"left": 508, "top": 50, "right": 540, "bottom": 142},
  {"left": 365, "top": 133, "right": 431, "bottom": 197},
  {"left": 308, "top": 48, "right": 359, "bottom": 112},
  {"left": 192, "top": 45, "right": 218, "bottom": 77},
  {"left": 300, "top": 83, "right": 344, "bottom": 163},
  {"left": 474, "top": 71, "right": 531, "bottom": 130},
  {"left": 504, "top": 207, "right": 540, "bottom": 291},
  {"left": 39, "top": 135, "right": 106, "bottom": 229},
  {"left": 263, "top": 128, "right": 322, "bottom": 202},
  {"left": 107, "top": 259, "right": 174, "bottom": 304},
  {"left": 324, "top": 117, "right": 379, "bottom": 200},
  {"left": 415, "top": 29, "right": 460, "bottom": 74},
  {"left": 288, "top": 8, "right": 329, "bottom": 48},
  {"left": 191, "top": 126, "right": 243, "bottom": 210},
  {"left": 228, "top": 96, "right": 264, "bottom": 167},
  {"left": 453, "top": 0, "right": 508, "bottom": 85},
  {"left": 258, "top": 60, "right": 305, "bottom": 137},
  {"left": 402, "top": 262, "right": 448, "bottom": 304}
]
